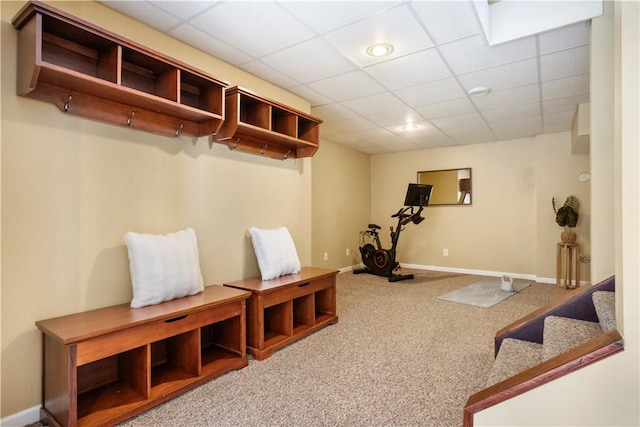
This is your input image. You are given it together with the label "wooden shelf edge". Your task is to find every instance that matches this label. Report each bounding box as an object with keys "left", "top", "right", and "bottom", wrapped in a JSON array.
[{"left": 462, "top": 330, "right": 624, "bottom": 427}]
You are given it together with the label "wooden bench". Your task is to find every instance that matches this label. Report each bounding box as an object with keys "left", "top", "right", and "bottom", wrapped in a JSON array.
[
  {"left": 36, "top": 285, "right": 251, "bottom": 427},
  {"left": 224, "top": 267, "right": 339, "bottom": 360}
]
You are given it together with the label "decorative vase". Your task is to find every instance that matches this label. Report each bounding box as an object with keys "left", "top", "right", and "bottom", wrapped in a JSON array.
[{"left": 561, "top": 230, "right": 577, "bottom": 243}]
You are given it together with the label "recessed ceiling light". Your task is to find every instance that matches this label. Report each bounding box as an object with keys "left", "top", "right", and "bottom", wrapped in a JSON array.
[
  {"left": 468, "top": 86, "right": 491, "bottom": 97},
  {"left": 366, "top": 43, "right": 394, "bottom": 57},
  {"left": 401, "top": 123, "right": 419, "bottom": 131}
]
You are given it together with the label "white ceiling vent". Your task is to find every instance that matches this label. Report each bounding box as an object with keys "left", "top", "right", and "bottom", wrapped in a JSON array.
[{"left": 572, "top": 103, "right": 590, "bottom": 154}]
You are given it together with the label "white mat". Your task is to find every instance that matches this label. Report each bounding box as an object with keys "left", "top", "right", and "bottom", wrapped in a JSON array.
[{"left": 437, "top": 278, "right": 530, "bottom": 309}]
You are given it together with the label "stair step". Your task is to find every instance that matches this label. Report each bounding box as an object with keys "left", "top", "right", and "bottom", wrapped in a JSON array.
[
  {"left": 593, "top": 291, "right": 616, "bottom": 332},
  {"left": 542, "top": 316, "right": 603, "bottom": 361},
  {"left": 486, "top": 338, "right": 543, "bottom": 387}
]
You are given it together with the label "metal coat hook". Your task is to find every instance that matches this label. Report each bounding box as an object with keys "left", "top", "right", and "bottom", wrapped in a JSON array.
[
  {"left": 232, "top": 138, "right": 240, "bottom": 150},
  {"left": 175, "top": 123, "right": 183, "bottom": 137},
  {"left": 261, "top": 144, "right": 268, "bottom": 155},
  {"left": 63, "top": 95, "right": 72, "bottom": 112},
  {"left": 284, "top": 149, "right": 291, "bottom": 160},
  {"left": 127, "top": 111, "right": 135, "bottom": 126}
]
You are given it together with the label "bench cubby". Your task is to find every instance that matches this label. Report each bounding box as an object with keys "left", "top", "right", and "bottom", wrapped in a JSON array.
[
  {"left": 224, "top": 267, "right": 338, "bottom": 360},
  {"left": 36, "top": 285, "right": 250, "bottom": 427}
]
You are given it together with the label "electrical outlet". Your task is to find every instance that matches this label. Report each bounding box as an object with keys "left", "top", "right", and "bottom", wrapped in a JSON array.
[
  {"left": 346, "top": 248, "right": 350, "bottom": 256},
  {"left": 323, "top": 252, "right": 328, "bottom": 261},
  {"left": 443, "top": 248, "right": 449, "bottom": 256}
]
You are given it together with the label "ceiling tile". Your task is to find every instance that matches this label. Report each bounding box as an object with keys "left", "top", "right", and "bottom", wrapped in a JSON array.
[
  {"left": 307, "top": 70, "right": 386, "bottom": 102},
  {"left": 395, "top": 78, "right": 467, "bottom": 107},
  {"left": 261, "top": 37, "right": 357, "bottom": 83},
  {"left": 240, "top": 61, "right": 300, "bottom": 89},
  {"left": 539, "top": 21, "right": 591, "bottom": 55},
  {"left": 311, "top": 103, "right": 359, "bottom": 121},
  {"left": 472, "top": 84, "right": 540, "bottom": 111},
  {"left": 190, "top": 2, "right": 315, "bottom": 57},
  {"left": 414, "top": 98, "right": 477, "bottom": 120},
  {"left": 438, "top": 34, "right": 536, "bottom": 75},
  {"left": 482, "top": 102, "right": 541, "bottom": 122},
  {"left": 169, "top": 24, "right": 252, "bottom": 65},
  {"left": 542, "top": 74, "right": 589, "bottom": 100},
  {"left": 279, "top": 1, "right": 398, "bottom": 34},
  {"left": 151, "top": 1, "right": 216, "bottom": 20},
  {"left": 405, "top": 130, "right": 456, "bottom": 148},
  {"left": 321, "top": 116, "right": 377, "bottom": 136},
  {"left": 100, "top": 1, "right": 181, "bottom": 31},
  {"left": 364, "top": 48, "right": 451, "bottom": 90},
  {"left": 431, "top": 112, "right": 488, "bottom": 131},
  {"left": 385, "top": 120, "right": 435, "bottom": 135},
  {"left": 444, "top": 127, "right": 496, "bottom": 145},
  {"left": 457, "top": 58, "right": 539, "bottom": 93},
  {"left": 341, "top": 93, "right": 406, "bottom": 116},
  {"left": 541, "top": 45, "right": 590, "bottom": 81},
  {"left": 543, "top": 94, "right": 589, "bottom": 114},
  {"left": 410, "top": 1, "right": 481, "bottom": 45},
  {"left": 366, "top": 108, "right": 427, "bottom": 127},
  {"left": 290, "top": 85, "right": 334, "bottom": 107},
  {"left": 489, "top": 115, "right": 542, "bottom": 135},
  {"left": 323, "top": 4, "right": 433, "bottom": 67}
]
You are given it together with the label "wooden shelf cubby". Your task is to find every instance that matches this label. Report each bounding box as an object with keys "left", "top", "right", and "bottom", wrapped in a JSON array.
[
  {"left": 12, "top": 1, "right": 228, "bottom": 138},
  {"left": 224, "top": 267, "right": 338, "bottom": 360},
  {"left": 36, "top": 285, "right": 250, "bottom": 427},
  {"left": 215, "top": 86, "right": 323, "bottom": 160}
]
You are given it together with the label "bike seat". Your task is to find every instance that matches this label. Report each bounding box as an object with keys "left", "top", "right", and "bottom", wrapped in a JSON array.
[{"left": 368, "top": 223, "right": 381, "bottom": 230}]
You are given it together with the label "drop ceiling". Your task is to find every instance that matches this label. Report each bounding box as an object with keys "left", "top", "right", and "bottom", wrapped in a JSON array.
[{"left": 99, "top": 1, "right": 592, "bottom": 155}]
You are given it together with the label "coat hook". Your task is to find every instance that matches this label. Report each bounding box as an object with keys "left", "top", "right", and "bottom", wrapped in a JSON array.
[
  {"left": 127, "top": 111, "right": 135, "bottom": 126},
  {"left": 63, "top": 95, "right": 72, "bottom": 112},
  {"left": 261, "top": 144, "right": 268, "bottom": 155},
  {"left": 284, "top": 149, "right": 291, "bottom": 160},
  {"left": 232, "top": 138, "right": 240, "bottom": 150},
  {"left": 175, "top": 123, "right": 183, "bottom": 137}
]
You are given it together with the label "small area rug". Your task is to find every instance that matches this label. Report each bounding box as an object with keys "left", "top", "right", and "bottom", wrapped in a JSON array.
[{"left": 437, "top": 277, "right": 530, "bottom": 308}]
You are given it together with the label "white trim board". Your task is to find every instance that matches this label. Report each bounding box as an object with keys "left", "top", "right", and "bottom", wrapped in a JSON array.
[{"left": 1, "top": 405, "right": 41, "bottom": 427}]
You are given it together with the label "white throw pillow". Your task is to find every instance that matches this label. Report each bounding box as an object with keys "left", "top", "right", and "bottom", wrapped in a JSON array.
[
  {"left": 124, "top": 227, "right": 204, "bottom": 308},
  {"left": 249, "top": 226, "right": 301, "bottom": 281}
]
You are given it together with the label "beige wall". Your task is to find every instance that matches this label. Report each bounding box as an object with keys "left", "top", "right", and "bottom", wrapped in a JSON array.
[
  {"left": 370, "top": 134, "right": 590, "bottom": 279},
  {"left": 311, "top": 139, "right": 370, "bottom": 269},
  {"left": 476, "top": 1, "right": 640, "bottom": 425},
  {"left": 1, "top": 0, "right": 313, "bottom": 416}
]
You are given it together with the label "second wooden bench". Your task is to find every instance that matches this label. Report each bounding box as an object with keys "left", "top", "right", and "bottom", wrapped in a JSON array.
[{"left": 224, "top": 267, "right": 339, "bottom": 360}]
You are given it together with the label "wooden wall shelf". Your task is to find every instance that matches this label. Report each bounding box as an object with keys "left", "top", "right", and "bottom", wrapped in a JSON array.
[
  {"left": 12, "top": 1, "right": 228, "bottom": 138},
  {"left": 215, "top": 87, "right": 322, "bottom": 160}
]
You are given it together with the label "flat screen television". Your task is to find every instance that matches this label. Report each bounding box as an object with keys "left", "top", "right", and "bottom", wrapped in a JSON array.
[{"left": 404, "top": 183, "right": 433, "bottom": 207}]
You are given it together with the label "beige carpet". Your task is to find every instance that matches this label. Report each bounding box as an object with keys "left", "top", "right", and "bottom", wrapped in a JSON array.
[{"left": 118, "top": 269, "right": 567, "bottom": 427}]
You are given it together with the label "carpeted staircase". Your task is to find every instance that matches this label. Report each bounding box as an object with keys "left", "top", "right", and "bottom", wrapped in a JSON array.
[
  {"left": 464, "top": 276, "right": 624, "bottom": 427},
  {"left": 486, "top": 291, "right": 615, "bottom": 387}
]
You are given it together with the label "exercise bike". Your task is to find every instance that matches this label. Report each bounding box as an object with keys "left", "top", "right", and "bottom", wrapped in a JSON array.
[{"left": 354, "top": 183, "right": 433, "bottom": 282}]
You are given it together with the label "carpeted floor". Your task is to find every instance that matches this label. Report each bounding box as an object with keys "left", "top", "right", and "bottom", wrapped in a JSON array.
[{"left": 118, "top": 269, "right": 567, "bottom": 427}]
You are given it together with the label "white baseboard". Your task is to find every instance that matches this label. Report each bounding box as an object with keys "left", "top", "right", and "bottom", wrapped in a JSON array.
[
  {"left": 341, "top": 262, "right": 556, "bottom": 283},
  {"left": 400, "top": 263, "right": 556, "bottom": 284},
  {"left": 1, "top": 405, "right": 41, "bottom": 427}
]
